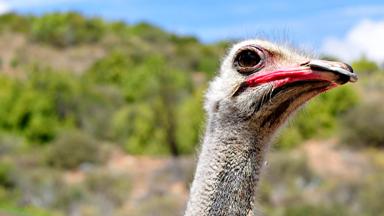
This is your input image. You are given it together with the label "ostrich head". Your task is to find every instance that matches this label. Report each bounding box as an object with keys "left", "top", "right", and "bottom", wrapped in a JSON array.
[
  {"left": 205, "top": 39, "right": 357, "bottom": 144},
  {"left": 186, "top": 39, "right": 357, "bottom": 216}
]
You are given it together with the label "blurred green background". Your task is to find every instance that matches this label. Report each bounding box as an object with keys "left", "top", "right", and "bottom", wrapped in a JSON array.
[{"left": 0, "top": 10, "right": 383, "bottom": 216}]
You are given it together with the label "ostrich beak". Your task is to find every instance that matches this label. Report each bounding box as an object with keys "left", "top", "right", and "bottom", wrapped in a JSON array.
[
  {"left": 244, "top": 59, "right": 358, "bottom": 88},
  {"left": 308, "top": 60, "right": 358, "bottom": 83}
]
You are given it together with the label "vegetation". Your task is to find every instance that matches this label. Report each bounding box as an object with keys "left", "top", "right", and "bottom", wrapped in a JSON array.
[
  {"left": 45, "top": 131, "right": 104, "bottom": 169},
  {"left": 276, "top": 85, "right": 359, "bottom": 149},
  {"left": 0, "top": 12, "right": 374, "bottom": 154},
  {"left": 30, "top": 12, "right": 105, "bottom": 47},
  {"left": 0, "top": 12, "right": 383, "bottom": 215},
  {"left": 258, "top": 151, "right": 384, "bottom": 216}
]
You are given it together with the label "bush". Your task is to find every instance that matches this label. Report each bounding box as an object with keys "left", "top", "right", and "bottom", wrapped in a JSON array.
[
  {"left": 86, "top": 51, "right": 133, "bottom": 85},
  {"left": 358, "top": 173, "right": 384, "bottom": 216},
  {"left": 176, "top": 88, "right": 205, "bottom": 154},
  {"left": 84, "top": 170, "right": 132, "bottom": 205},
  {"left": 0, "top": 70, "right": 76, "bottom": 143},
  {"left": 276, "top": 85, "right": 359, "bottom": 149},
  {"left": 283, "top": 204, "right": 348, "bottom": 216},
  {"left": 342, "top": 101, "right": 384, "bottom": 148},
  {"left": 0, "top": 67, "right": 124, "bottom": 144},
  {"left": 132, "top": 195, "right": 184, "bottom": 216},
  {"left": 0, "top": 162, "right": 14, "bottom": 189},
  {"left": 31, "top": 12, "right": 105, "bottom": 47},
  {"left": 46, "top": 131, "right": 103, "bottom": 169},
  {"left": 0, "top": 13, "right": 31, "bottom": 33},
  {"left": 112, "top": 103, "right": 170, "bottom": 155},
  {"left": 261, "top": 153, "right": 315, "bottom": 187},
  {"left": 0, "top": 204, "right": 59, "bottom": 216},
  {"left": 128, "top": 22, "right": 171, "bottom": 44},
  {"left": 258, "top": 152, "right": 352, "bottom": 216},
  {"left": 352, "top": 57, "right": 379, "bottom": 75}
]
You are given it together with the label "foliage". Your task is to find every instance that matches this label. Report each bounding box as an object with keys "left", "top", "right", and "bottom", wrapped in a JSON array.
[
  {"left": 30, "top": 12, "right": 105, "bottom": 47},
  {"left": 0, "top": 72, "right": 59, "bottom": 143},
  {"left": 100, "top": 55, "right": 195, "bottom": 155},
  {"left": 0, "top": 66, "right": 125, "bottom": 144},
  {"left": 132, "top": 195, "right": 184, "bottom": 216},
  {"left": 0, "top": 12, "right": 371, "bottom": 154},
  {"left": 176, "top": 87, "right": 205, "bottom": 154},
  {"left": 277, "top": 85, "right": 359, "bottom": 149},
  {"left": 283, "top": 204, "right": 348, "bottom": 216},
  {"left": 45, "top": 131, "right": 103, "bottom": 169},
  {"left": 86, "top": 51, "right": 134, "bottom": 86},
  {"left": 127, "top": 22, "right": 171, "bottom": 44},
  {"left": 0, "top": 13, "right": 31, "bottom": 33},
  {"left": 352, "top": 57, "right": 379, "bottom": 75},
  {"left": 0, "top": 74, "right": 52, "bottom": 142},
  {"left": 257, "top": 152, "right": 384, "bottom": 216},
  {"left": 85, "top": 170, "right": 132, "bottom": 204},
  {"left": 342, "top": 100, "right": 384, "bottom": 148},
  {"left": 0, "top": 204, "right": 60, "bottom": 216},
  {"left": 112, "top": 103, "right": 169, "bottom": 155},
  {"left": 357, "top": 173, "right": 384, "bottom": 215},
  {"left": 0, "top": 161, "right": 14, "bottom": 189}
]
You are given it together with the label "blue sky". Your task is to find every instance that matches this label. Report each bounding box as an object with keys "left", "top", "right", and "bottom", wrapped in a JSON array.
[{"left": 1, "top": 0, "right": 384, "bottom": 62}]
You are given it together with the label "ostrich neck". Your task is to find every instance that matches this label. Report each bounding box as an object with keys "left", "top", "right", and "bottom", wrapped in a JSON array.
[{"left": 185, "top": 121, "right": 269, "bottom": 216}]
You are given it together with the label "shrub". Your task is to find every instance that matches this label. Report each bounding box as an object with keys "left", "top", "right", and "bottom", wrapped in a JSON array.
[
  {"left": 132, "top": 195, "right": 184, "bottom": 216},
  {"left": 84, "top": 170, "right": 132, "bottom": 205},
  {"left": 0, "top": 13, "right": 31, "bottom": 33},
  {"left": 112, "top": 103, "right": 170, "bottom": 155},
  {"left": 176, "top": 88, "right": 205, "bottom": 154},
  {"left": 276, "top": 85, "right": 359, "bottom": 149},
  {"left": 0, "top": 69, "right": 78, "bottom": 143},
  {"left": 46, "top": 131, "right": 102, "bottom": 169},
  {"left": 0, "top": 162, "right": 14, "bottom": 189},
  {"left": 85, "top": 51, "right": 133, "bottom": 85},
  {"left": 0, "top": 134, "right": 24, "bottom": 156},
  {"left": 341, "top": 101, "right": 384, "bottom": 148},
  {"left": 0, "top": 67, "right": 124, "bottom": 144},
  {"left": 262, "top": 153, "right": 315, "bottom": 186},
  {"left": 352, "top": 57, "right": 379, "bottom": 75},
  {"left": 283, "top": 204, "right": 348, "bottom": 216},
  {"left": 358, "top": 173, "right": 384, "bottom": 216},
  {"left": 128, "top": 22, "right": 170, "bottom": 44},
  {"left": 31, "top": 12, "right": 105, "bottom": 47},
  {"left": 52, "top": 170, "right": 132, "bottom": 215}
]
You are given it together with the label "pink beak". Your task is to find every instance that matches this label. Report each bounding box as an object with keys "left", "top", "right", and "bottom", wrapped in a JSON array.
[{"left": 245, "top": 60, "right": 358, "bottom": 89}]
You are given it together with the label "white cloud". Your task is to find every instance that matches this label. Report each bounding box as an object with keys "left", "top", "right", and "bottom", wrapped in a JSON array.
[
  {"left": 322, "top": 19, "right": 384, "bottom": 64},
  {"left": 0, "top": 0, "right": 10, "bottom": 14}
]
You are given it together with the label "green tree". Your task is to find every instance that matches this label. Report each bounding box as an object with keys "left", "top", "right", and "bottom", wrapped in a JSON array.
[
  {"left": 176, "top": 88, "right": 205, "bottom": 154},
  {"left": 31, "top": 12, "right": 105, "bottom": 47},
  {"left": 342, "top": 101, "right": 384, "bottom": 148},
  {"left": 46, "top": 131, "right": 102, "bottom": 169},
  {"left": 122, "top": 56, "right": 191, "bottom": 156},
  {"left": 277, "top": 85, "right": 359, "bottom": 149},
  {"left": 0, "top": 13, "right": 31, "bottom": 33},
  {"left": 101, "top": 54, "right": 194, "bottom": 156},
  {"left": 352, "top": 57, "right": 379, "bottom": 75}
]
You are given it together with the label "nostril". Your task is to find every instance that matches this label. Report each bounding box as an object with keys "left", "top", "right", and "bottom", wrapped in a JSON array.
[{"left": 343, "top": 63, "right": 354, "bottom": 73}]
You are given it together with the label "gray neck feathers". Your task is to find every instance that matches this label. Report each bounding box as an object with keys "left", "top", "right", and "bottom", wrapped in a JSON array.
[{"left": 185, "top": 118, "right": 269, "bottom": 216}]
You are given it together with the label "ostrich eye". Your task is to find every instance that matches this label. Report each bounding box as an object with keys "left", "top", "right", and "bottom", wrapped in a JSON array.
[
  {"left": 237, "top": 50, "right": 260, "bottom": 67},
  {"left": 234, "top": 46, "right": 264, "bottom": 74}
]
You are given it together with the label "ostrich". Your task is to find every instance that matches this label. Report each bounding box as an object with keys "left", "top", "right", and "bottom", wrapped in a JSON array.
[{"left": 185, "top": 39, "right": 357, "bottom": 216}]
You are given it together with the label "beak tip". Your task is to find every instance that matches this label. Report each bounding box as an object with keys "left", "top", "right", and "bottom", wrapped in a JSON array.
[
  {"left": 349, "top": 74, "right": 358, "bottom": 83},
  {"left": 309, "top": 60, "right": 358, "bottom": 84}
]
